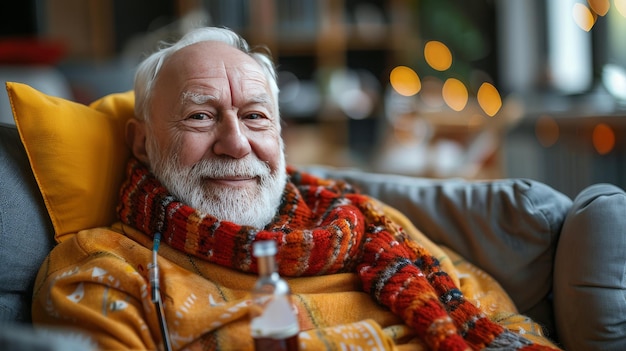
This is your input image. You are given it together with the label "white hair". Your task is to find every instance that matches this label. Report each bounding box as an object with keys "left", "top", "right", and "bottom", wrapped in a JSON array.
[{"left": 133, "top": 26, "right": 279, "bottom": 123}]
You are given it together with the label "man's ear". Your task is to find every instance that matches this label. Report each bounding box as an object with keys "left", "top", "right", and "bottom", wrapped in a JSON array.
[{"left": 126, "top": 118, "right": 150, "bottom": 164}]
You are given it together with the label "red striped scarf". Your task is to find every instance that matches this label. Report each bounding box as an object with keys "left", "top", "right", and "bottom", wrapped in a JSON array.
[{"left": 117, "top": 158, "right": 558, "bottom": 351}]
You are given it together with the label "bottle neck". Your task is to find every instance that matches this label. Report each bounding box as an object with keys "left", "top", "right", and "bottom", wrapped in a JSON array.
[{"left": 257, "top": 255, "right": 277, "bottom": 277}]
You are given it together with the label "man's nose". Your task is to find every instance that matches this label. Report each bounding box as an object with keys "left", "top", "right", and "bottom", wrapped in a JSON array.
[{"left": 212, "top": 113, "right": 251, "bottom": 159}]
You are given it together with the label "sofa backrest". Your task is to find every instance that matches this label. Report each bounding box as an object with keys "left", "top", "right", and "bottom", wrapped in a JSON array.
[{"left": 0, "top": 123, "right": 55, "bottom": 323}]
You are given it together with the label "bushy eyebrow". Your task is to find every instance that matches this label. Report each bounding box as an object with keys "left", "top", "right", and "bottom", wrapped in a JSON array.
[
  {"left": 180, "top": 91, "right": 272, "bottom": 108},
  {"left": 248, "top": 93, "right": 272, "bottom": 106},
  {"left": 181, "top": 91, "right": 217, "bottom": 105}
]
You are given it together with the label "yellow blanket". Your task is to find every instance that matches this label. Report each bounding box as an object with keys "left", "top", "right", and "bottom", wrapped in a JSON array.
[{"left": 32, "top": 203, "right": 559, "bottom": 350}]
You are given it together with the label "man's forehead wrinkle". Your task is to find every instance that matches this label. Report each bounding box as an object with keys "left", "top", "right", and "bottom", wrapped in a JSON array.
[
  {"left": 226, "top": 60, "right": 238, "bottom": 105},
  {"left": 231, "top": 62, "right": 272, "bottom": 104},
  {"left": 232, "top": 61, "right": 267, "bottom": 81},
  {"left": 170, "top": 53, "right": 268, "bottom": 108}
]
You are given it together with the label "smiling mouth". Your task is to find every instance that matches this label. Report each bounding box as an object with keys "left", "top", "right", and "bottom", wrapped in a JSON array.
[{"left": 203, "top": 176, "right": 258, "bottom": 187}]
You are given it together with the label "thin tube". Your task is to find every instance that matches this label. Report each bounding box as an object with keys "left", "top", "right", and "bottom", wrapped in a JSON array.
[{"left": 149, "top": 233, "right": 173, "bottom": 351}]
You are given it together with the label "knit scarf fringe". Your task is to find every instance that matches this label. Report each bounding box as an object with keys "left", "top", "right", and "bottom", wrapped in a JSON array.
[{"left": 117, "top": 158, "right": 558, "bottom": 351}]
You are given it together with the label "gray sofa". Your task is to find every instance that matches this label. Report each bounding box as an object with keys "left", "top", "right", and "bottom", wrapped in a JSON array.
[{"left": 1, "top": 121, "right": 625, "bottom": 350}]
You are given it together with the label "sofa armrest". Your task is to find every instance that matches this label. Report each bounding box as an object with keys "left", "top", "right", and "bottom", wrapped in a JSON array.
[{"left": 554, "top": 183, "right": 626, "bottom": 350}]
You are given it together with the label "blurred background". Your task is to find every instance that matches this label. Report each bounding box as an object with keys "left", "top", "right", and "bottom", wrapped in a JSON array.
[{"left": 1, "top": 0, "right": 626, "bottom": 198}]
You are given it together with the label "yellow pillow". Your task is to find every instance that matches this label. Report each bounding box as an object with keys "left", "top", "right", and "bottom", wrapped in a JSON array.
[{"left": 6, "top": 82, "right": 135, "bottom": 242}]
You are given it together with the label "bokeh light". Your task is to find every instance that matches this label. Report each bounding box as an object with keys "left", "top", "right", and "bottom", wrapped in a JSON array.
[
  {"left": 535, "top": 115, "right": 560, "bottom": 147},
  {"left": 592, "top": 123, "right": 615, "bottom": 154},
  {"left": 389, "top": 66, "right": 421, "bottom": 96},
  {"left": 477, "top": 82, "right": 502, "bottom": 117},
  {"left": 587, "top": 0, "right": 610, "bottom": 16},
  {"left": 572, "top": 3, "right": 597, "bottom": 31},
  {"left": 613, "top": 0, "right": 626, "bottom": 17},
  {"left": 616, "top": 0, "right": 626, "bottom": 17},
  {"left": 442, "top": 78, "right": 468, "bottom": 111},
  {"left": 424, "top": 41, "right": 452, "bottom": 71}
]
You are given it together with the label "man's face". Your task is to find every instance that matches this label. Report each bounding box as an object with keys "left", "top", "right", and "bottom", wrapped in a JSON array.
[{"left": 143, "top": 41, "right": 286, "bottom": 228}]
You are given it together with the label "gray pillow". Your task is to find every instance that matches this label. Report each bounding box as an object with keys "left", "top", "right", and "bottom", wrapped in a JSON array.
[
  {"left": 303, "top": 166, "right": 572, "bottom": 330},
  {"left": 554, "top": 183, "right": 626, "bottom": 351},
  {"left": 0, "top": 124, "right": 55, "bottom": 323}
]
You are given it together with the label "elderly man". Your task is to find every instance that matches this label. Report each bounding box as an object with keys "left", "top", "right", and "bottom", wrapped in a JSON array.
[{"left": 32, "top": 27, "right": 560, "bottom": 351}]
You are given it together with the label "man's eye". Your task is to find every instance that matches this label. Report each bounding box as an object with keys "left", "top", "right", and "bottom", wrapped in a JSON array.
[
  {"left": 245, "top": 113, "right": 263, "bottom": 120},
  {"left": 188, "top": 113, "right": 210, "bottom": 120}
]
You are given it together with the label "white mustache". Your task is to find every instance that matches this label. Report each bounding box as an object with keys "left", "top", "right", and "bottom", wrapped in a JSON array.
[{"left": 189, "top": 157, "right": 271, "bottom": 179}]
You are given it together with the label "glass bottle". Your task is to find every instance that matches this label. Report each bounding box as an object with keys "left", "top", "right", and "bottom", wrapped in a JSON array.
[{"left": 250, "top": 240, "right": 299, "bottom": 351}]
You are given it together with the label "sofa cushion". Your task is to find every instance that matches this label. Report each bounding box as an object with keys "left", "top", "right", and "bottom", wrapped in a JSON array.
[
  {"left": 0, "top": 323, "right": 95, "bottom": 351},
  {"left": 0, "top": 124, "right": 54, "bottom": 323},
  {"left": 554, "top": 183, "right": 626, "bottom": 351},
  {"left": 303, "top": 166, "right": 572, "bottom": 322},
  {"left": 6, "top": 82, "right": 134, "bottom": 242}
]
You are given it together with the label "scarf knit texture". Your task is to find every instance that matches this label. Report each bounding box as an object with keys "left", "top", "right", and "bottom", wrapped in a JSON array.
[{"left": 117, "top": 158, "right": 557, "bottom": 351}]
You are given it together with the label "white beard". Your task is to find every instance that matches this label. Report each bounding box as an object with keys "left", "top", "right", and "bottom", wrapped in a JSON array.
[{"left": 147, "top": 138, "right": 287, "bottom": 229}]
